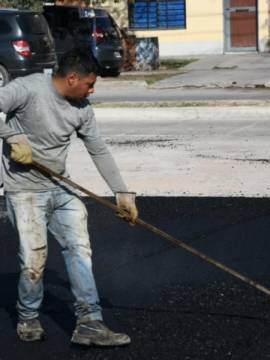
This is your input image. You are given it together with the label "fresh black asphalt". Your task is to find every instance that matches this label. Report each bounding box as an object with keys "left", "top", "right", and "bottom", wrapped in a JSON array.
[{"left": 0, "top": 196, "right": 270, "bottom": 360}]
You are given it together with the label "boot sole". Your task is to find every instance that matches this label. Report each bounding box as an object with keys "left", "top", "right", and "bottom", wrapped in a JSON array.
[
  {"left": 17, "top": 330, "right": 45, "bottom": 342},
  {"left": 71, "top": 332, "right": 131, "bottom": 347}
]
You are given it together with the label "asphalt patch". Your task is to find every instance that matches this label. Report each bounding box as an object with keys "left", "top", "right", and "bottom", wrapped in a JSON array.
[{"left": 0, "top": 196, "right": 270, "bottom": 360}]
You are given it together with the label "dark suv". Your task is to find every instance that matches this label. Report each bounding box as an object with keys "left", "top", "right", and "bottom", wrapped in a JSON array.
[
  {"left": 0, "top": 9, "right": 56, "bottom": 87},
  {"left": 43, "top": 5, "right": 124, "bottom": 77}
]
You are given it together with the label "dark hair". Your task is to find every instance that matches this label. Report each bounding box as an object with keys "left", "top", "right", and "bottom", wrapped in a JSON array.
[{"left": 55, "top": 47, "right": 100, "bottom": 77}]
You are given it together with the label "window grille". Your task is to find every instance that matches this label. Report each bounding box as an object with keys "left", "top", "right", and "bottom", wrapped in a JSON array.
[{"left": 129, "top": 0, "right": 186, "bottom": 30}]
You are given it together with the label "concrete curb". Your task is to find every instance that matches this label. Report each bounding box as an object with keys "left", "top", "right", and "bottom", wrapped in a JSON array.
[
  {"left": 2, "top": 105, "right": 269, "bottom": 123},
  {"left": 96, "top": 80, "right": 148, "bottom": 88},
  {"left": 94, "top": 106, "right": 270, "bottom": 122}
]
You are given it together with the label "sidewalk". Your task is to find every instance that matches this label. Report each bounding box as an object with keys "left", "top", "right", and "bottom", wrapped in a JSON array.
[{"left": 135, "top": 53, "right": 270, "bottom": 89}]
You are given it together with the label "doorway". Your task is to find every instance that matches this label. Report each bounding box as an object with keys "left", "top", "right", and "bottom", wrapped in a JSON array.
[{"left": 224, "top": 0, "right": 257, "bottom": 52}]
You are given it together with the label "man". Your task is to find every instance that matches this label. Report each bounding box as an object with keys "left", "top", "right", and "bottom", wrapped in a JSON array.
[{"left": 0, "top": 48, "right": 138, "bottom": 346}]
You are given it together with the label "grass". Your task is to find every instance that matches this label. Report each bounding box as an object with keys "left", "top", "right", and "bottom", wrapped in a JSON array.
[
  {"left": 93, "top": 101, "right": 209, "bottom": 108},
  {"left": 92, "top": 99, "right": 270, "bottom": 108},
  {"left": 160, "top": 58, "right": 197, "bottom": 69},
  {"left": 100, "top": 58, "right": 198, "bottom": 85},
  {"left": 118, "top": 72, "right": 185, "bottom": 85}
]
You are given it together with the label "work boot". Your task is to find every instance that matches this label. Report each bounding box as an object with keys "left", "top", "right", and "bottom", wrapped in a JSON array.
[
  {"left": 71, "top": 318, "right": 131, "bottom": 347},
  {"left": 17, "top": 318, "right": 44, "bottom": 341}
]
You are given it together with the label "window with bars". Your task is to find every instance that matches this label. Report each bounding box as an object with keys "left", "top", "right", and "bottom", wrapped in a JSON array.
[{"left": 128, "top": 0, "right": 186, "bottom": 30}]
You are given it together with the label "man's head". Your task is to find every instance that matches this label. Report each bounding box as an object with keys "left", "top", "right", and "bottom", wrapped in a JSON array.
[{"left": 53, "top": 47, "right": 100, "bottom": 101}]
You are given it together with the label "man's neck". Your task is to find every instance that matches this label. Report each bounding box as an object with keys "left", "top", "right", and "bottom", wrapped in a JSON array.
[{"left": 51, "top": 75, "right": 67, "bottom": 98}]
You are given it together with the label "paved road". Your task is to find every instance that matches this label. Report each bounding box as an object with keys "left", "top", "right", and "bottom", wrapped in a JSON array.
[
  {"left": 92, "top": 83, "right": 270, "bottom": 102},
  {"left": 1, "top": 197, "right": 270, "bottom": 360},
  {"left": 65, "top": 106, "right": 270, "bottom": 197},
  {"left": 2, "top": 105, "right": 270, "bottom": 197}
]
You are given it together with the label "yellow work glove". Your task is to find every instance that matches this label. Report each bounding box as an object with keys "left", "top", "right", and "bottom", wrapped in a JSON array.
[
  {"left": 6, "top": 134, "right": 33, "bottom": 165},
  {"left": 115, "top": 192, "right": 138, "bottom": 225}
]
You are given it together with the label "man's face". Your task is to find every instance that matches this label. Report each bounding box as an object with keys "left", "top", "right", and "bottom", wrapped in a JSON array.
[{"left": 66, "top": 72, "right": 97, "bottom": 101}]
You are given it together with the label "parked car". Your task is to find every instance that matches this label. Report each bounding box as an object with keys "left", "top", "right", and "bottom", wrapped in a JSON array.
[
  {"left": 0, "top": 8, "right": 57, "bottom": 87},
  {"left": 43, "top": 5, "right": 124, "bottom": 77}
]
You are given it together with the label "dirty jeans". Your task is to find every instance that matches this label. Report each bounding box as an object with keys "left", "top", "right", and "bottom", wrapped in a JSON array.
[{"left": 5, "top": 188, "right": 103, "bottom": 321}]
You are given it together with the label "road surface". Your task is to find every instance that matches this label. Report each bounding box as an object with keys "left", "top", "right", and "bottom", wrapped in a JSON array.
[
  {"left": 92, "top": 83, "right": 270, "bottom": 102},
  {"left": 0, "top": 196, "right": 270, "bottom": 360}
]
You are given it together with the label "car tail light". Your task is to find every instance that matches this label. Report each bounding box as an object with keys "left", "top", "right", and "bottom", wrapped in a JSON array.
[
  {"left": 92, "top": 26, "right": 104, "bottom": 44},
  {"left": 12, "top": 40, "right": 31, "bottom": 57}
]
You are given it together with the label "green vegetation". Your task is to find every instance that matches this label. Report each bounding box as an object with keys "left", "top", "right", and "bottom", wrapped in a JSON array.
[
  {"left": 118, "top": 71, "right": 185, "bottom": 85},
  {"left": 93, "top": 101, "right": 209, "bottom": 108},
  {"left": 160, "top": 58, "right": 197, "bottom": 69},
  {"left": 92, "top": 99, "right": 270, "bottom": 108},
  {"left": 105, "top": 58, "right": 197, "bottom": 85}
]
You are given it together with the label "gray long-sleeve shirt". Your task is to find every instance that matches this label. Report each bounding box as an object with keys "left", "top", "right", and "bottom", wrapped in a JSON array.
[{"left": 0, "top": 73, "right": 127, "bottom": 193}]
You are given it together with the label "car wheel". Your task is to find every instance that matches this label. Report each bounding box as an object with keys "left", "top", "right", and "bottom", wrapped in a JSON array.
[{"left": 0, "top": 65, "right": 9, "bottom": 87}]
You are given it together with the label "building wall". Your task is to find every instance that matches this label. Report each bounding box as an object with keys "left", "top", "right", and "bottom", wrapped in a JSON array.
[
  {"left": 258, "top": 0, "right": 270, "bottom": 52},
  {"left": 132, "top": 0, "right": 224, "bottom": 56},
  {"left": 57, "top": 0, "right": 270, "bottom": 56}
]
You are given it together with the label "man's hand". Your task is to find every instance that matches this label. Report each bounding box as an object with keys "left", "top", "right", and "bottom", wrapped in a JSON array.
[
  {"left": 6, "top": 134, "right": 32, "bottom": 164},
  {"left": 115, "top": 192, "right": 138, "bottom": 225}
]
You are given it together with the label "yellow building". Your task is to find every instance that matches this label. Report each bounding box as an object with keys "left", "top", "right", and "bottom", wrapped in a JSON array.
[{"left": 89, "top": 0, "right": 270, "bottom": 56}]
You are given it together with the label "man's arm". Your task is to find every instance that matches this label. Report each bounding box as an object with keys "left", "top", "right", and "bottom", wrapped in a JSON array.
[
  {"left": 77, "top": 107, "right": 138, "bottom": 223},
  {"left": 0, "top": 78, "right": 29, "bottom": 139},
  {"left": 0, "top": 79, "right": 32, "bottom": 163},
  {"left": 79, "top": 132, "right": 128, "bottom": 194}
]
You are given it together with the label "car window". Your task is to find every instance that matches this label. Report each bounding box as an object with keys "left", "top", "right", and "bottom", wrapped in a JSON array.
[
  {"left": 70, "top": 18, "right": 93, "bottom": 35},
  {"left": 16, "top": 14, "right": 48, "bottom": 34},
  {"left": 67, "top": 11, "right": 93, "bottom": 35},
  {"left": 0, "top": 19, "right": 12, "bottom": 34},
  {"left": 96, "top": 16, "right": 121, "bottom": 39},
  {"left": 44, "top": 8, "right": 69, "bottom": 38}
]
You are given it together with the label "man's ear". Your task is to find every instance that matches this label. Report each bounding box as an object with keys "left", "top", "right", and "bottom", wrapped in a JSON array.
[{"left": 66, "top": 72, "right": 79, "bottom": 87}]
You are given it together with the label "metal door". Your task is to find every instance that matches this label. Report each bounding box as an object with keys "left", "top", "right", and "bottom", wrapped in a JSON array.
[{"left": 224, "top": 0, "right": 257, "bottom": 51}]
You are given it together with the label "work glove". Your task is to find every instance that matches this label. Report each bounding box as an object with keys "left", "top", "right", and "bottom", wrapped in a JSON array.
[
  {"left": 115, "top": 192, "right": 138, "bottom": 225},
  {"left": 6, "top": 134, "right": 33, "bottom": 164}
]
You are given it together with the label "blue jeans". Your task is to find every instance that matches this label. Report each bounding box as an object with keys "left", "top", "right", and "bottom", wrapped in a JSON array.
[{"left": 6, "top": 188, "right": 103, "bottom": 321}]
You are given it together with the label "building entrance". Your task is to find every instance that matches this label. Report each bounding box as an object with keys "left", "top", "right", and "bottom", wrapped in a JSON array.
[{"left": 224, "top": 0, "right": 257, "bottom": 51}]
